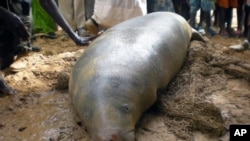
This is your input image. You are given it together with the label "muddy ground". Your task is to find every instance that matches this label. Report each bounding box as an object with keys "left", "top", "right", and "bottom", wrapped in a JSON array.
[{"left": 0, "top": 30, "right": 249, "bottom": 141}]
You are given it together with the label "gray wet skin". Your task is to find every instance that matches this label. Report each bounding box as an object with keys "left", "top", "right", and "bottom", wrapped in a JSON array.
[{"left": 69, "top": 12, "right": 205, "bottom": 141}]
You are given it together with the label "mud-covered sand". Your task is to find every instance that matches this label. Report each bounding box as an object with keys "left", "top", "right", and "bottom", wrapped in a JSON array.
[{"left": 0, "top": 31, "right": 249, "bottom": 141}]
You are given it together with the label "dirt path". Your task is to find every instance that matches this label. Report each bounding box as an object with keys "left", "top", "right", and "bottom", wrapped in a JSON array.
[{"left": 0, "top": 31, "right": 249, "bottom": 141}]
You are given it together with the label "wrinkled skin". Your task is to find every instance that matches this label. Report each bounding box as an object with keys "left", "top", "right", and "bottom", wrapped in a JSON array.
[
  {"left": 0, "top": 6, "right": 29, "bottom": 95},
  {"left": 69, "top": 12, "right": 205, "bottom": 141},
  {"left": 39, "top": 0, "right": 100, "bottom": 46}
]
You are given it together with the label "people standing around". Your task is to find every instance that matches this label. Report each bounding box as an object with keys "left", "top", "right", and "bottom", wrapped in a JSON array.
[
  {"left": 0, "top": 0, "right": 40, "bottom": 51},
  {"left": 58, "top": 0, "right": 89, "bottom": 37},
  {"left": 85, "top": 0, "right": 147, "bottom": 34},
  {"left": 243, "top": 0, "right": 250, "bottom": 37},
  {"left": 189, "top": 0, "right": 217, "bottom": 37},
  {"left": 0, "top": 0, "right": 32, "bottom": 34},
  {"left": 172, "top": 0, "right": 190, "bottom": 20},
  {"left": 147, "top": 0, "right": 175, "bottom": 13},
  {"left": 19, "top": 0, "right": 32, "bottom": 33},
  {"left": 85, "top": 0, "right": 94, "bottom": 20},
  {"left": 236, "top": 0, "right": 244, "bottom": 36},
  {"left": 230, "top": 0, "right": 250, "bottom": 50},
  {"left": 39, "top": 0, "right": 147, "bottom": 45},
  {"left": 32, "top": 0, "right": 58, "bottom": 39},
  {"left": 217, "top": 0, "right": 238, "bottom": 37}
]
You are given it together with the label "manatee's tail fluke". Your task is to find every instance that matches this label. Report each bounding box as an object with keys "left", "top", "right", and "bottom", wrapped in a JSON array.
[{"left": 191, "top": 28, "right": 206, "bottom": 43}]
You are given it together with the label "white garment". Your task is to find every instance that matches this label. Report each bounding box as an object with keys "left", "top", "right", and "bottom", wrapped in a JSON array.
[
  {"left": 92, "top": 0, "right": 147, "bottom": 28},
  {"left": 58, "top": 0, "right": 86, "bottom": 31}
]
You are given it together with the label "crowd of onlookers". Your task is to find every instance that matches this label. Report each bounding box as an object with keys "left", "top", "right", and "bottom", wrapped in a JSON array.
[
  {"left": 167, "top": 0, "right": 250, "bottom": 38},
  {"left": 1, "top": 0, "right": 250, "bottom": 40}
]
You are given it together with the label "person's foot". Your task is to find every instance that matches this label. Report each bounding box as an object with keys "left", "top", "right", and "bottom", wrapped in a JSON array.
[
  {"left": 17, "top": 41, "right": 41, "bottom": 53},
  {"left": 198, "top": 26, "right": 206, "bottom": 35},
  {"left": 227, "top": 28, "right": 236, "bottom": 37},
  {"left": 47, "top": 32, "right": 57, "bottom": 39},
  {"left": 235, "top": 29, "right": 242, "bottom": 36},
  {"left": 77, "top": 27, "right": 90, "bottom": 37},
  {"left": 219, "top": 29, "right": 229, "bottom": 37},
  {"left": 243, "top": 30, "right": 248, "bottom": 37},
  {"left": 84, "top": 19, "right": 99, "bottom": 34},
  {"left": 205, "top": 27, "right": 217, "bottom": 37}
]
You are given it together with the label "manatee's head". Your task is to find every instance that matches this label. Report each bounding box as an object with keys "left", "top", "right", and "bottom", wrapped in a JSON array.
[
  {"left": 83, "top": 95, "right": 137, "bottom": 141},
  {"left": 72, "top": 74, "right": 156, "bottom": 141}
]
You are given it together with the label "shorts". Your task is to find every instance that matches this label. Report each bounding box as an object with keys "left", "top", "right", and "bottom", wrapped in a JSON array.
[
  {"left": 217, "top": 0, "right": 238, "bottom": 8},
  {"left": 190, "top": 0, "right": 215, "bottom": 13}
]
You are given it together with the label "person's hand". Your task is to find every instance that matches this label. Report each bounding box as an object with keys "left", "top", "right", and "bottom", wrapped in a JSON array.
[
  {"left": 73, "top": 35, "right": 91, "bottom": 46},
  {"left": 73, "top": 31, "right": 104, "bottom": 46}
]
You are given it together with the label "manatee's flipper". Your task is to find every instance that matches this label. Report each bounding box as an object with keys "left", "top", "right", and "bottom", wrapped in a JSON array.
[{"left": 191, "top": 28, "right": 206, "bottom": 43}]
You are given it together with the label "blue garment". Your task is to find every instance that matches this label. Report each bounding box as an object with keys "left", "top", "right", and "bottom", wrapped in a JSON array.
[
  {"left": 189, "top": 0, "right": 214, "bottom": 13},
  {"left": 147, "top": 0, "right": 175, "bottom": 13},
  {"left": 23, "top": 0, "right": 31, "bottom": 3},
  {"left": 12, "top": 0, "right": 31, "bottom": 3}
]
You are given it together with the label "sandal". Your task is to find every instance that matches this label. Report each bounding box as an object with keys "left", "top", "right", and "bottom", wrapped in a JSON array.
[{"left": 84, "top": 18, "right": 99, "bottom": 35}]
